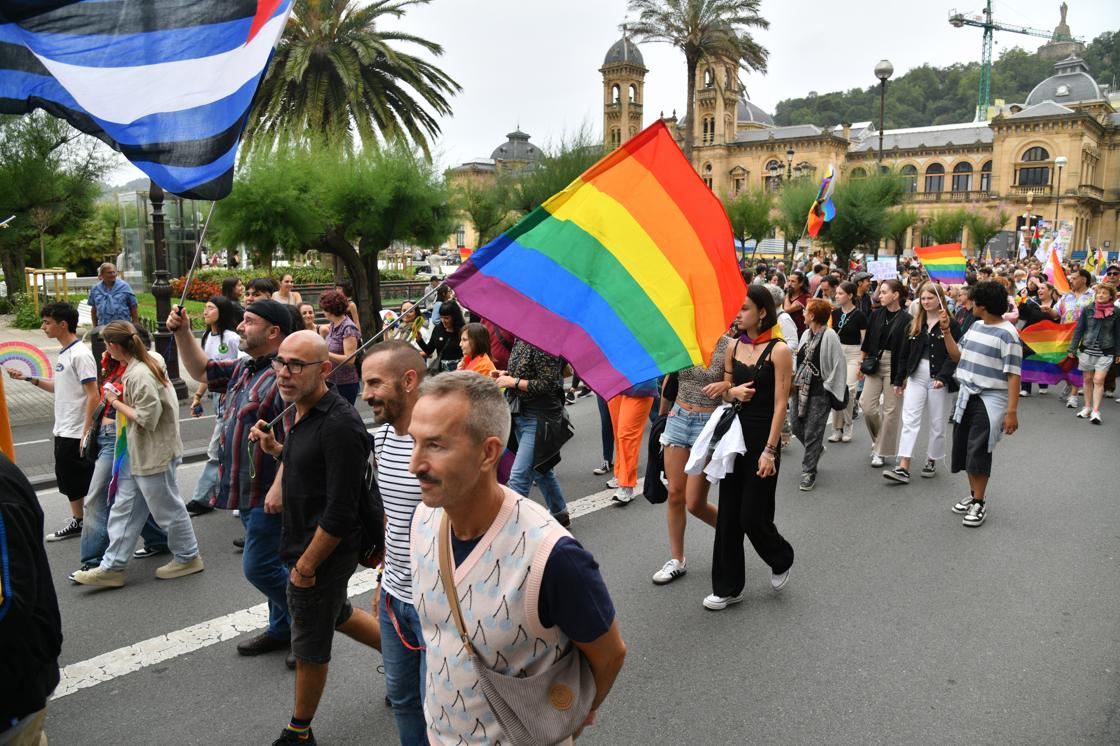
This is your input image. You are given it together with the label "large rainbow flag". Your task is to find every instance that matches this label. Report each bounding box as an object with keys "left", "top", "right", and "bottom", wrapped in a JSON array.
[
  {"left": 1019, "top": 320, "right": 1082, "bottom": 387},
  {"left": 446, "top": 120, "right": 745, "bottom": 399},
  {"left": 914, "top": 243, "right": 967, "bottom": 285}
]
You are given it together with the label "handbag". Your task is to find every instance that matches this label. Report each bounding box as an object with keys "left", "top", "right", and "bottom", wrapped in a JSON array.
[
  {"left": 859, "top": 354, "right": 880, "bottom": 376},
  {"left": 438, "top": 512, "right": 595, "bottom": 746},
  {"left": 81, "top": 422, "right": 100, "bottom": 467}
]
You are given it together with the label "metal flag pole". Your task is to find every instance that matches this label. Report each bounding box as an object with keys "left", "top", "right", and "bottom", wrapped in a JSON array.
[{"left": 177, "top": 204, "right": 218, "bottom": 310}]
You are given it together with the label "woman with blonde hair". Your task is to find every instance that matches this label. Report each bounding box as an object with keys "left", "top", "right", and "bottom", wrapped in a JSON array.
[{"left": 72, "top": 321, "right": 203, "bottom": 587}]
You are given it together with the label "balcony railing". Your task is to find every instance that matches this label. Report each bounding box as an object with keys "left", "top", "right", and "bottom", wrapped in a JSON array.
[
  {"left": 910, "top": 190, "right": 991, "bottom": 203},
  {"left": 1078, "top": 184, "right": 1104, "bottom": 199},
  {"left": 1009, "top": 185, "right": 1052, "bottom": 196}
]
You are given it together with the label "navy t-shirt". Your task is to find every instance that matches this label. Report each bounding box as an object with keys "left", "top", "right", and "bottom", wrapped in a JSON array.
[{"left": 450, "top": 534, "right": 614, "bottom": 643}]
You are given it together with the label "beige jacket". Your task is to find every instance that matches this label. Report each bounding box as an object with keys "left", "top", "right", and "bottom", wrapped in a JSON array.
[{"left": 121, "top": 356, "right": 182, "bottom": 476}]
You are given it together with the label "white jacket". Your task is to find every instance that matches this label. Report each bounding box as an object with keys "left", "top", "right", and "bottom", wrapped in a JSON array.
[{"left": 684, "top": 404, "right": 747, "bottom": 484}]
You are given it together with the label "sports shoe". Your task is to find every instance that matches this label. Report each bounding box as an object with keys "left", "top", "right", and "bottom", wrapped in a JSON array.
[
  {"left": 285, "top": 651, "right": 297, "bottom": 670},
  {"left": 237, "top": 632, "right": 290, "bottom": 657},
  {"left": 133, "top": 546, "right": 170, "bottom": 559},
  {"left": 46, "top": 517, "right": 82, "bottom": 542},
  {"left": 1066, "top": 395, "right": 1079, "bottom": 409},
  {"left": 553, "top": 511, "right": 571, "bottom": 528},
  {"left": 233, "top": 537, "right": 245, "bottom": 549},
  {"left": 827, "top": 430, "right": 842, "bottom": 443},
  {"left": 68, "top": 563, "right": 97, "bottom": 583},
  {"left": 962, "top": 500, "right": 986, "bottom": 527},
  {"left": 611, "top": 486, "right": 635, "bottom": 505},
  {"left": 798, "top": 473, "right": 816, "bottom": 491},
  {"left": 1076, "top": 407, "right": 1090, "bottom": 419},
  {"left": 273, "top": 727, "right": 316, "bottom": 746},
  {"left": 605, "top": 476, "right": 619, "bottom": 490},
  {"left": 1019, "top": 388, "right": 1031, "bottom": 397},
  {"left": 951, "top": 495, "right": 975, "bottom": 514},
  {"left": 155, "top": 555, "right": 204, "bottom": 579},
  {"left": 652, "top": 558, "right": 686, "bottom": 585},
  {"left": 72, "top": 566, "right": 126, "bottom": 588},
  {"left": 841, "top": 425, "right": 853, "bottom": 442},
  {"left": 771, "top": 568, "right": 791, "bottom": 591},
  {"left": 1090, "top": 411, "right": 1102, "bottom": 425},
  {"left": 883, "top": 466, "right": 910, "bottom": 484},
  {"left": 564, "top": 390, "right": 576, "bottom": 405},
  {"left": 576, "top": 385, "right": 593, "bottom": 399},
  {"left": 870, "top": 454, "right": 885, "bottom": 468},
  {"left": 702, "top": 593, "right": 744, "bottom": 610},
  {"left": 592, "top": 461, "right": 612, "bottom": 476},
  {"left": 185, "top": 499, "right": 214, "bottom": 516},
  {"left": 920, "top": 459, "right": 936, "bottom": 478}
]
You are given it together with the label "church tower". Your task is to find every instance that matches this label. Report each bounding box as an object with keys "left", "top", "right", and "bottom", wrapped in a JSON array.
[{"left": 600, "top": 32, "right": 647, "bottom": 149}]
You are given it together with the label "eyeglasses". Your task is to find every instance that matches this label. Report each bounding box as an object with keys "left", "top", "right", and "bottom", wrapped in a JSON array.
[
  {"left": 271, "top": 356, "right": 325, "bottom": 375},
  {"left": 1107, "top": 271, "right": 1120, "bottom": 277}
]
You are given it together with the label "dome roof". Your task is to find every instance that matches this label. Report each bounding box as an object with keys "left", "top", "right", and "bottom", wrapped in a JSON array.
[
  {"left": 737, "top": 94, "right": 774, "bottom": 127},
  {"left": 603, "top": 36, "right": 644, "bottom": 67},
  {"left": 490, "top": 129, "right": 542, "bottom": 163},
  {"left": 1025, "top": 56, "right": 1102, "bottom": 106}
]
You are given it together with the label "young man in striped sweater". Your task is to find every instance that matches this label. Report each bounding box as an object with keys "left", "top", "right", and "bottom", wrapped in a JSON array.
[{"left": 942, "top": 281, "right": 1022, "bottom": 528}]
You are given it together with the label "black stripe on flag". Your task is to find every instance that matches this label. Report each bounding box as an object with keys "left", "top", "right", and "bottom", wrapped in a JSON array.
[{"left": 0, "top": 1, "right": 261, "bottom": 34}]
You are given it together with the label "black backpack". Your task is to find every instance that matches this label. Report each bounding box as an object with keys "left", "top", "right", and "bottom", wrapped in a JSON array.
[{"left": 356, "top": 457, "right": 386, "bottom": 568}]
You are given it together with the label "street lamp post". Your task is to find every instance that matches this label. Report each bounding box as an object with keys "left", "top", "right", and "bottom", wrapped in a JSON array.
[
  {"left": 785, "top": 147, "right": 795, "bottom": 179},
  {"left": 874, "top": 60, "right": 894, "bottom": 166},
  {"left": 1053, "top": 155, "right": 1068, "bottom": 224},
  {"left": 149, "top": 181, "right": 187, "bottom": 399}
]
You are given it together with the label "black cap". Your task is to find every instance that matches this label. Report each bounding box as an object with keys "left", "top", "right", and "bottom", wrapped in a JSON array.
[
  {"left": 851, "top": 272, "right": 873, "bottom": 283},
  {"left": 245, "top": 299, "right": 293, "bottom": 337}
]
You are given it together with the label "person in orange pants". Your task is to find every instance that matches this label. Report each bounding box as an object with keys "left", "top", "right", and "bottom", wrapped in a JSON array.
[{"left": 608, "top": 379, "right": 658, "bottom": 504}]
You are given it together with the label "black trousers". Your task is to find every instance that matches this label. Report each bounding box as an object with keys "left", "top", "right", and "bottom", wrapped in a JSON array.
[{"left": 711, "top": 428, "right": 795, "bottom": 597}]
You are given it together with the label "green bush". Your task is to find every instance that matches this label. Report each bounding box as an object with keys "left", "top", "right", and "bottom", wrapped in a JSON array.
[
  {"left": 11, "top": 294, "right": 42, "bottom": 330},
  {"left": 193, "top": 266, "right": 336, "bottom": 287}
]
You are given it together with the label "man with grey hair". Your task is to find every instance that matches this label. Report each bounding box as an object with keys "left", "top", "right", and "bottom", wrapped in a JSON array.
[
  {"left": 88, "top": 262, "right": 138, "bottom": 327},
  {"left": 408, "top": 371, "right": 627, "bottom": 744}
]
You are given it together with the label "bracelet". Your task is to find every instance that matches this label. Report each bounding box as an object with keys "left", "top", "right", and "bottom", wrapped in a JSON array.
[{"left": 28, "top": 377, "right": 37, "bottom": 387}]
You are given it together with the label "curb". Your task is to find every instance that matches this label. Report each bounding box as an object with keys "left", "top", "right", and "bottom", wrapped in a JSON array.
[{"left": 31, "top": 446, "right": 211, "bottom": 492}]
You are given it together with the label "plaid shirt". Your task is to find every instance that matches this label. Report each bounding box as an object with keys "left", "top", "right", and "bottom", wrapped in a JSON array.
[{"left": 206, "top": 354, "right": 291, "bottom": 511}]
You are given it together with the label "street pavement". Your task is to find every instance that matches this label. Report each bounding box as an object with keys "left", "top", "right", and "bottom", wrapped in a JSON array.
[{"left": 27, "top": 390, "right": 1120, "bottom": 745}]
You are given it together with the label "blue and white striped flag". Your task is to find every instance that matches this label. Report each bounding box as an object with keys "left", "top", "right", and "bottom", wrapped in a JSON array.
[{"left": 0, "top": 0, "right": 293, "bottom": 199}]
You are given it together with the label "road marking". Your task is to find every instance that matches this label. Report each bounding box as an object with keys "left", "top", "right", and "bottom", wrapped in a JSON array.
[
  {"left": 14, "top": 438, "right": 50, "bottom": 447},
  {"left": 51, "top": 481, "right": 637, "bottom": 700}
]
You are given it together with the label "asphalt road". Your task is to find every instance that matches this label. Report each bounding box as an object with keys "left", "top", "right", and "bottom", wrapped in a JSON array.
[{"left": 29, "top": 391, "right": 1120, "bottom": 745}]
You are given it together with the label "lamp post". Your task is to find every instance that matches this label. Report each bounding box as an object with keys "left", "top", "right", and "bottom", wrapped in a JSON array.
[
  {"left": 1053, "top": 155, "right": 1068, "bottom": 224},
  {"left": 149, "top": 181, "right": 187, "bottom": 399},
  {"left": 768, "top": 161, "right": 782, "bottom": 192},
  {"left": 785, "top": 147, "right": 795, "bottom": 179},
  {"left": 874, "top": 59, "right": 894, "bottom": 166}
]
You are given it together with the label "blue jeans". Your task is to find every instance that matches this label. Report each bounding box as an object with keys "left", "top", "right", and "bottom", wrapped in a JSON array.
[
  {"left": 191, "top": 395, "right": 224, "bottom": 504},
  {"left": 81, "top": 423, "right": 167, "bottom": 566},
  {"left": 596, "top": 395, "right": 614, "bottom": 463},
  {"left": 239, "top": 507, "right": 291, "bottom": 641},
  {"left": 102, "top": 459, "right": 198, "bottom": 571},
  {"left": 379, "top": 589, "right": 428, "bottom": 746},
  {"left": 507, "top": 414, "right": 567, "bottom": 515},
  {"left": 336, "top": 381, "right": 360, "bottom": 405}
]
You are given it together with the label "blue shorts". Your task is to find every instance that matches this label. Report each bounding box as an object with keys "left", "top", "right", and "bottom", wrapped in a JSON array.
[{"left": 660, "top": 404, "right": 712, "bottom": 449}]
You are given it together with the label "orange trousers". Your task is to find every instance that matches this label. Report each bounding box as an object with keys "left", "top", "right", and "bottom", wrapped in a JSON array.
[{"left": 608, "top": 395, "right": 653, "bottom": 488}]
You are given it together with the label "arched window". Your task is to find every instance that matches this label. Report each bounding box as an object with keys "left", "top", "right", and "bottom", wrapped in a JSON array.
[
  {"left": 901, "top": 164, "right": 918, "bottom": 193},
  {"left": 704, "top": 68, "right": 714, "bottom": 88},
  {"left": 610, "top": 128, "right": 621, "bottom": 148},
  {"left": 702, "top": 163, "right": 713, "bottom": 190},
  {"left": 979, "top": 161, "right": 992, "bottom": 192},
  {"left": 702, "top": 116, "right": 715, "bottom": 145},
  {"left": 1022, "top": 146, "right": 1049, "bottom": 162},
  {"left": 850, "top": 167, "right": 867, "bottom": 179},
  {"left": 951, "top": 162, "right": 973, "bottom": 193},
  {"left": 725, "top": 67, "right": 733, "bottom": 89},
  {"left": 1017, "top": 148, "right": 1050, "bottom": 186},
  {"left": 764, "top": 159, "right": 782, "bottom": 192},
  {"left": 628, "top": 84, "right": 637, "bottom": 103},
  {"left": 611, "top": 84, "right": 620, "bottom": 104},
  {"left": 924, "top": 163, "right": 945, "bottom": 193}
]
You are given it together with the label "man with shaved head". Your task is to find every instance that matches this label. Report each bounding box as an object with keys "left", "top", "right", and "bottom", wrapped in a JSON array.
[{"left": 251, "top": 330, "right": 381, "bottom": 746}]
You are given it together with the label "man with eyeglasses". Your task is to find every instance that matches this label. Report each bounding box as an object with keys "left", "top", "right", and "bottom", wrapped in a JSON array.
[
  {"left": 168, "top": 299, "right": 297, "bottom": 667},
  {"left": 250, "top": 331, "right": 381, "bottom": 746}
]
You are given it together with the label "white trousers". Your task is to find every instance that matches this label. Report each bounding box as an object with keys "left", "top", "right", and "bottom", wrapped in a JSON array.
[{"left": 897, "top": 360, "right": 948, "bottom": 462}]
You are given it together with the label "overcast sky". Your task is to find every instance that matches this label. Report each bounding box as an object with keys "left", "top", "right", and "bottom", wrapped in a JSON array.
[{"left": 108, "top": 0, "right": 1118, "bottom": 185}]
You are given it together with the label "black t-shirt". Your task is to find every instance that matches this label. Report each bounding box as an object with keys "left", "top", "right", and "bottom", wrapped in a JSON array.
[
  {"left": 831, "top": 307, "right": 868, "bottom": 346},
  {"left": 279, "top": 389, "right": 371, "bottom": 566}
]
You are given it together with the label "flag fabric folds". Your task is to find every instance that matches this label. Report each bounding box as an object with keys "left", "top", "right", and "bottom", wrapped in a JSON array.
[
  {"left": 806, "top": 164, "right": 836, "bottom": 238},
  {"left": 1044, "top": 247, "right": 1071, "bottom": 294},
  {"left": 1083, "top": 239, "right": 1097, "bottom": 274},
  {"left": 914, "top": 243, "right": 967, "bottom": 285},
  {"left": 1019, "top": 321, "right": 1082, "bottom": 387},
  {"left": 446, "top": 120, "right": 745, "bottom": 400},
  {"left": 107, "top": 413, "right": 128, "bottom": 505},
  {"left": 0, "top": 0, "right": 294, "bottom": 199}
]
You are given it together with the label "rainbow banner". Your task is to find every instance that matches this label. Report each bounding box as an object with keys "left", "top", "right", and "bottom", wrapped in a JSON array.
[
  {"left": 914, "top": 243, "right": 966, "bottom": 285},
  {"left": 0, "top": 341, "right": 52, "bottom": 379},
  {"left": 107, "top": 414, "right": 128, "bottom": 505},
  {"left": 1044, "top": 247, "right": 1071, "bottom": 294},
  {"left": 806, "top": 164, "right": 837, "bottom": 238},
  {"left": 1019, "top": 320, "right": 1082, "bottom": 387},
  {"left": 446, "top": 120, "right": 744, "bottom": 399}
]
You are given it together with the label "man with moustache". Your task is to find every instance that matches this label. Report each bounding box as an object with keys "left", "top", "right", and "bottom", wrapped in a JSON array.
[{"left": 360, "top": 340, "right": 429, "bottom": 745}]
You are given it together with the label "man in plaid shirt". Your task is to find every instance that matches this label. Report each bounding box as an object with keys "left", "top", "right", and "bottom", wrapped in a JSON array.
[{"left": 169, "top": 300, "right": 296, "bottom": 666}]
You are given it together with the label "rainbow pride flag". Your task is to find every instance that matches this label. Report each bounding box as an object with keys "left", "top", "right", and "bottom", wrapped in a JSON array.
[
  {"left": 1044, "top": 247, "right": 1071, "bottom": 294},
  {"left": 107, "top": 414, "right": 128, "bottom": 505},
  {"left": 1018, "top": 320, "right": 1082, "bottom": 387},
  {"left": 446, "top": 120, "right": 744, "bottom": 399},
  {"left": 914, "top": 243, "right": 966, "bottom": 285}
]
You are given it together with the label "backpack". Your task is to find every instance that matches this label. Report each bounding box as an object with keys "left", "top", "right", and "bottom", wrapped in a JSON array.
[{"left": 356, "top": 456, "right": 386, "bottom": 569}]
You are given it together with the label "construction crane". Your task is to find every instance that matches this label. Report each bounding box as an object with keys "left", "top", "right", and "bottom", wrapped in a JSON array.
[{"left": 949, "top": 0, "right": 1084, "bottom": 121}]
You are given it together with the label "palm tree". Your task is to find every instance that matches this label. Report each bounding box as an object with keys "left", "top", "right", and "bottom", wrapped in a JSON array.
[
  {"left": 245, "top": 0, "right": 460, "bottom": 157},
  {"left": 627, "top": 0, "right": 769, "bottom": 160}
]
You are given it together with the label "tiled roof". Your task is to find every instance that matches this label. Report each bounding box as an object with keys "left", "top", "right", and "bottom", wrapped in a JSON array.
[{"left": 848, "top": 121, "right": 992, "bottom": 152}]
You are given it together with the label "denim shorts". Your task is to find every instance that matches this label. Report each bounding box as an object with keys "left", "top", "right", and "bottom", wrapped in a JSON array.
[
  {"left": 660, "top": 403, "right": 713, "bottom": 448},
  {"left": 288, "top": 554, "right": 358, "bottom": 664}
]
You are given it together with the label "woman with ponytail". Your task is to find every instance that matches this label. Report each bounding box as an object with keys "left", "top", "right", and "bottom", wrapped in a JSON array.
[{"left": 72, "top": 321, "right": 204, "bottom": 588}]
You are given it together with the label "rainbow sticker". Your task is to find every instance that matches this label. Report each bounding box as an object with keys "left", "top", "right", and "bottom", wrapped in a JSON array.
[{"left": 0, "top": 341, "right": 52, "bottom": 379}]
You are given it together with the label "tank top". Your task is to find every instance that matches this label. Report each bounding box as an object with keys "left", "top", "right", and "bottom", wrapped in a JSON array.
[{"left": 731, "top": 338, "right": 780, "bottom": 425}]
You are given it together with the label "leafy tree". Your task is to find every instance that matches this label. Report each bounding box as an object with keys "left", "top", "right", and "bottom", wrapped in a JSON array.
[
  {"left": 507, "top": 129, "right": 604, "bottom": 214},
  {"left": 883, "top": 207, "right": 919, "bottom": 255},
  {"left": 820, "top": 171, "right": 907, "bottom": 264},
  {"left": 722, "top": 188, "right": 772, "bottom": 256},
  {"left": 963, "top": 209, "right": 1009, "bottom": 257},
  {"left": 773, "top": 178, "right": 818, "bottom": 264},
  {"left": 245, "top": 0, "right": 460, "bottom": 157},
  {"left": 453, "top": 177, "right": 514, "bottom": 247},
  {"left": 925, "top": 208, "right": 968, "bottom": 246},
  {"left": 628, "top": 0, "right": 769, "bottom": 161},
  {"left": 47, "top": 201, "right": 121, "bottom": 273}
]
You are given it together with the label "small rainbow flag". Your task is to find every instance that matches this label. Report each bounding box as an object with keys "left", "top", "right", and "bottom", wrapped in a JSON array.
[
  {"left": 914, "top": 243, "right": 966, "bottom": 285},
  {"left": 446, "top": 120, "right": 745, "bottom": 399},
  {"left": 458, "top": 247, "right": 473, "bottom": 262},
  {"left": 1044, "top": 247, "right": 1071, "bottom": 294},
  {"left": 1018, "top": 320, "right": 1082, "bottom": 387},
  {"left": 806, "top": 165, "right": 837, "bottom": 238},
  {"left": 107, "top": 414, "right": 128, "bottom": 505},
  {"left": 0, "top": 341, "right": 52, "bottom": 379}
]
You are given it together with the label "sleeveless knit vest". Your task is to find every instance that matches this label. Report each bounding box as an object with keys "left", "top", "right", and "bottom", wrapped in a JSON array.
[{"left": 411, "top": 487, "right": 573, "bottom": 745}]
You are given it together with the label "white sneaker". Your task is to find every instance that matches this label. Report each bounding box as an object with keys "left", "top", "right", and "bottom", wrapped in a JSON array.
[
  {"left": 827, "top": 430, "right": 842, "bottom": 443},
  {"left": 870, "top": 454, "right": 885, "bottom": 468},
  {"left": 605, "top": 476, "right": 619, "bottom": 490},
  {"left": 652, "top": 558, "right": 686, "bottom": 585},
  {"left": 611, "top": 486, "right": 634, "bottom": 504},
  {"left": 702, "top": 593, "right": 744, "bottom": 610},
  {"left": 1019, "top": 388, "right": 1031, "bottom": 397},
  {"left": 841, "top": 425, "right": 853, "bottom": 442},
  {"left": 771, "top": 568, "right": 791, "bottom": 591},
  {"left": 1066, "top": 395, "right": 1079, "bottom": 409},
  {"left": 1076, "top": 407, "right": 1090, "bottom": 419},
  {"left": 1090, "top": 411, "right": 1102, "bottom": 425}
]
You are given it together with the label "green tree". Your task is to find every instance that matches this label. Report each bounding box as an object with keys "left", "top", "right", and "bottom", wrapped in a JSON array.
[
  {"left": 925, "top": 208, "right": 968, "bottom": 246},
  {"left": 722, "top": 188, "right": 771, "bottom": 258},
  {"left": 883, "top": 206, "right": 919, "bottom": 255},
  {"left": 245, "top": 0, "right": 460, "bottom": 157},
  {"left": 47, "top": 201, "right": 121, "bottom": 273},
  {"left": 628, "top": 0, "right": 769, "bottom": 161},
  {"left": 821, "top": 171, "right": 907, "bottom": 265},
  {"left": 507, "top": 128, "right": 604, "bottom": 214},
  {"left": 963, "top": 209, "right": 1009, "bottom": 258},
  {"left": 453, "top": 177, "right": 514, "bottom": 247},
  {"left": 774, "top": 178, "right": 818, "bottom": 264}
]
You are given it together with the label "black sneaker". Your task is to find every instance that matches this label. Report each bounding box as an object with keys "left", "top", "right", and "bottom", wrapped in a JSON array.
[
  {"left": 798, "top": 473, "right": 816, "bottom": 491},
  {"left": 273, "top": 728, "right": 316, "bottom": 745},
  {"left": 920, "top": 459, "right": 936, "bottom": 478},
  {"left": 553, "top": 511, "right": 571, "bottom": 528},
  {"left": 883, "top": 466, "right": 910, "bottom": 484},
  {"left": 46, "top": 517, "right": 82, "bottom": 542},
  {"left": 951, "top": 495, "right": 975, "bottom": 514},
  {"left": 962, "top": 500, "right": 986, "bottom": 527},
  {"left": 185, "top": 499, "right": 214, "bottom": 516},
  {"left": 237, "top": 632, "right": 290, "bottom": 656},
  {"left": 133, "top": 546, "right": 170, "bottom": 559},
  {"left": 233, "top": 537, "right": 245, "bottom": 549},
  {"left": 285, "top": 651, "right": 297, "bottom": 670},
  {"left": 68, "top": 563, "right": 97, "bottom": 583}
]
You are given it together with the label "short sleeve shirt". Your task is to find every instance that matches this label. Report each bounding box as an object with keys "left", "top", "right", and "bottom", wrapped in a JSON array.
[
  {"left": 326, "top": 317, "right": 361, "bottom": 385},
  {"left": 1058, "top": 290, "right": 1095, "bottom": 324},
  {"left": 88, "top": 281, "right": 137, "bottom": 324},
  {"left": 53, "top": 341, "right": 97, "bottom": 438}
]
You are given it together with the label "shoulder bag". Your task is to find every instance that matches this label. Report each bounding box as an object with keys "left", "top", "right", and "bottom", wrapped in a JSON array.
[{"left": 438, "top": 512, "right": 595, "bottom": 746}]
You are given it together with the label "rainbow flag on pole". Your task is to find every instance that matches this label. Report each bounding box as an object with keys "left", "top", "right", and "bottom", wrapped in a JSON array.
[
  {"left": 107, "top": 414, "right": 128, "bottom": 505},
  {"left": 914, "top": 243, "right": 966, "bottom": 285},
  {"left": 1044, "top": 247, "right": 1071, "bottom": 294},
  {"left": 1018, "top": 321, "right": 1082, "bottom": 387},
  {"left": 446, "top": 120, "right": 745, "bottom": 399},
  {"left": 806, "top": 165, "right": 837, "bottom": 238}
]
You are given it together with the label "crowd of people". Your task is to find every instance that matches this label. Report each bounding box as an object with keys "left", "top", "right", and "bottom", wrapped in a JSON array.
[{"left": 4, "top": 249, "right": 1118, "bottom": 745}]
